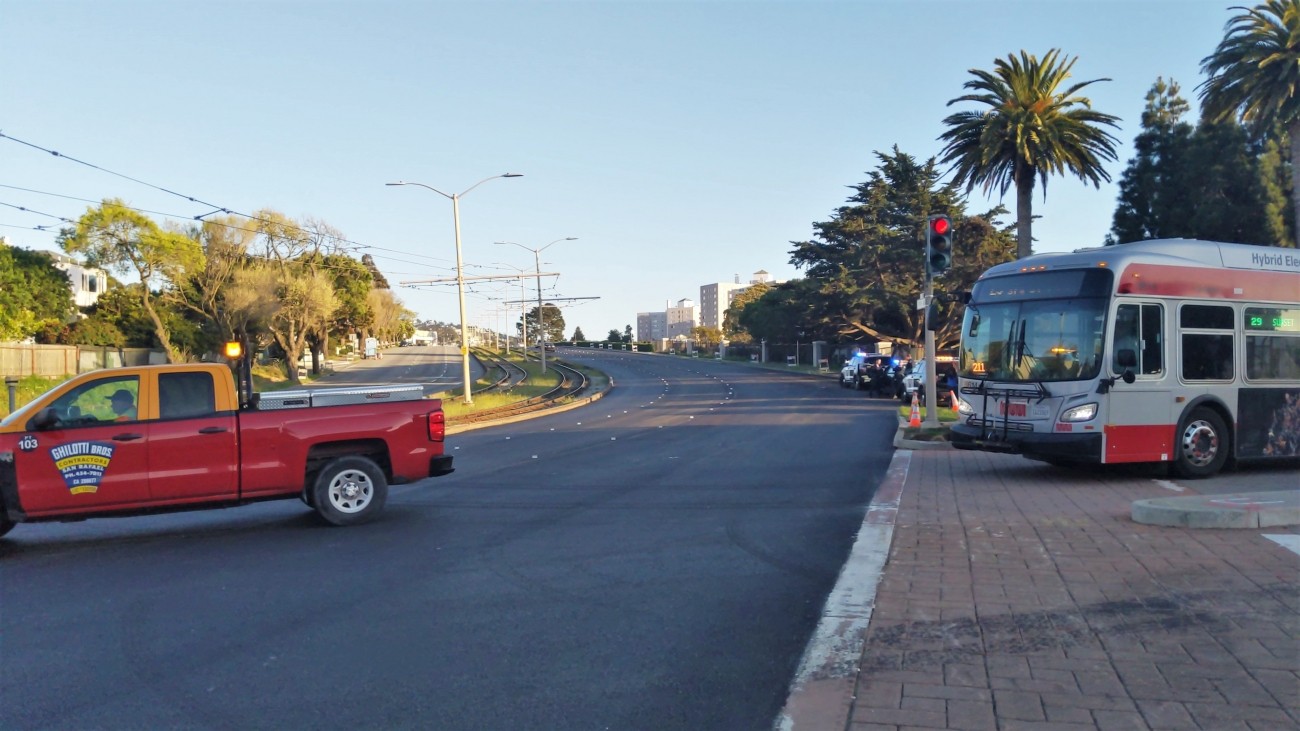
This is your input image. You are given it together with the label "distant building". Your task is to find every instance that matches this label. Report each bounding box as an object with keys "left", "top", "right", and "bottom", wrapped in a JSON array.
[
  {"left": 42, "top": 249, "right": 108, "bottom": 309},
  {"left": 666, "top": 298, "right": 698, "bottom": 340},
  {"left": 699, "top": 281, "right": 747, "bottom": 331},
  {"left": 0, "top": 239, "right": 107, "bottom": 311},
  {"left": 635, "top": 269, "right": 781, "bottom": 344},
  {"left": 636, "top": 311, "right": 666, "bottom": 342}
]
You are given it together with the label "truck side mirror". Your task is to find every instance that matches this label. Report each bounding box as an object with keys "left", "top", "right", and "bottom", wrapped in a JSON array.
[
  {"left": 30, "top": 407, "right": 60, "bottom": 431},
  {"left": 1117, "top": 348, "right": 1138, "bottom": 368}
]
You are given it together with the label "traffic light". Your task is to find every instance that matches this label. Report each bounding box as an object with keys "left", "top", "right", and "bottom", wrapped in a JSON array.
[{"left": 927, "top": 214, "right": 953, "bottom": 278}]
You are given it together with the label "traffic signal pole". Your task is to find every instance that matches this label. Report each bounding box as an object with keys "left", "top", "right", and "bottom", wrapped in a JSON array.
[
  {"left": 923, "top": 279, "right": 939, "bottom": 428},
  {"left": 922, "top": 214, "right": 952, "bottom": 429}
]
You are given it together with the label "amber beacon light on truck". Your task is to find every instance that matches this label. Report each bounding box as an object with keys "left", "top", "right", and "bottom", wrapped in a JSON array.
[{"left": 223, "top": 339, "right": 255, "bottom": 408}]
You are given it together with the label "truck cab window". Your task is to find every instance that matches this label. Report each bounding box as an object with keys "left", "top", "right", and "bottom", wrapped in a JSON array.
[{"left": 159, "top": 372, "right": 217, "bottom": 420}]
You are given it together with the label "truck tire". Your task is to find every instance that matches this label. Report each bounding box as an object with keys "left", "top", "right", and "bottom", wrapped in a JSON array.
[
  {"left": 0, "top": 512, "right": 13, "bottom": 538},
  {"left": 1172, "top": 407, "right": 1230, "bottom": 479},
  {"left": 312, "top": 456, "right": 388, "bottom": 526}
]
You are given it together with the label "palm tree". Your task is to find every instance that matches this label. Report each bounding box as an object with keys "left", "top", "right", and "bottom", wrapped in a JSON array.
[
  {"left": 939, "top": 50, "right": 1121, "bottom": 259},
  {"left": 1199, "top": 0, "right": 1300, "bottom": 244}
]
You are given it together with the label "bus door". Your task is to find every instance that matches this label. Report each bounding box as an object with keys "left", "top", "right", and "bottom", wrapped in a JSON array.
[{"left": 1105, "top": 302, "right": 1175, "bottom": 463}]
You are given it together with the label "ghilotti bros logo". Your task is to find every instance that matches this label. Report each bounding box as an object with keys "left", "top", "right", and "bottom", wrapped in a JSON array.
[{"left": 49, "top": 441, "right": 117, "bottom": 495}]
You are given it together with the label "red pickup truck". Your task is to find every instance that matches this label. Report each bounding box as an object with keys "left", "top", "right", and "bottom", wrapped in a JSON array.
[{"left": 0, "top": 363, "right": 453, "bottom": 537}]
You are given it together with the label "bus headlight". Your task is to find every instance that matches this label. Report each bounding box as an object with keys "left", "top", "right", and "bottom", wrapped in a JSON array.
[{"left": 1060, "top": 403, "right": 1098, "bottom": 423}]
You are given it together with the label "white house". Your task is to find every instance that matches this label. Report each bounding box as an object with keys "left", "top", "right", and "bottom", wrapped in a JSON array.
[{"left": 44, "top": 250, "right": 108, "bottom": 309}]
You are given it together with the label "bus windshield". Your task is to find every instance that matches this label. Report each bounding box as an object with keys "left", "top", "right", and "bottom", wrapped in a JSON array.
[{"left": 961, "top": 298, "right": 1108, "bottom": 382}]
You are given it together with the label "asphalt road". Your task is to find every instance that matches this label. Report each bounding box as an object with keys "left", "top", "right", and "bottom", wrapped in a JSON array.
[
  {"left": 305, "top": 343, "right": 475, "bottom": 396},
  {"left": 0, "top": 348, "right": 900, "bottom": 731}
]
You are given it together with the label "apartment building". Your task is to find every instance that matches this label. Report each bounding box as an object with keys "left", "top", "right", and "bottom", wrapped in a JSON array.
[
  {"left": 699, "top": 281, "right": 747, "bottom": 331},
  {"left": 636, "top": 311, "right": 667, "bottom": 342},
  {"left": 666, "top": 298, "right": 698, "bottom": 340}
]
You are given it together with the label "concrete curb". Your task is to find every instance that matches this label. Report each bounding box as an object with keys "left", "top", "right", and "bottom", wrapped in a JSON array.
[
  {"left": 1131, "top": 489, "right": 1300, "bottom": 528},
  {"left": 891, "top": 416, "right": 953, "bottom": 451},
  {"left": 776, "top": 450, "right": 910, "bottom": 731},
  {"left": 445, "top": 380, "right": 613, "bottom": 436}
]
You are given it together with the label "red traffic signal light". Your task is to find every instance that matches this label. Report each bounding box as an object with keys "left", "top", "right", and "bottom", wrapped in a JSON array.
[{"left": 927, "top": 214, "right": 953, "bottom": 277}]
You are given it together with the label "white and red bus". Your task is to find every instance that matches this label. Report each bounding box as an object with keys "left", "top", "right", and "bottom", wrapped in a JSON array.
[{"left": 950, "top": 239, "right": 1300, "bottom": 477}]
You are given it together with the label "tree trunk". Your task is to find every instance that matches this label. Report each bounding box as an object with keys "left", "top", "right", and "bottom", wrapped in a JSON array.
[
  {"left": 275, "top": 324, "right": 307, "bottom": 386},
  {"left": 1289, "top": 118, "right": 1300, "bottom": 247},
  {"left": 139, "top": 291, "right": 178, "bottom": 364},
  {"left": 1015, "top": 165, "right": 1035, "bottom": 259}
]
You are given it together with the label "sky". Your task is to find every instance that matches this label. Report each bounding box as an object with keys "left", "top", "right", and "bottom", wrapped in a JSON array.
[{"left": 4, "top": 0, "right": 1235, "bottom": 339}]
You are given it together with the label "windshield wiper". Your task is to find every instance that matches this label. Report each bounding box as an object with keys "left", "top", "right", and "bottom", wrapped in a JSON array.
[{"left": 1007, "top": 320, "right": 1025, "bottom": 371}]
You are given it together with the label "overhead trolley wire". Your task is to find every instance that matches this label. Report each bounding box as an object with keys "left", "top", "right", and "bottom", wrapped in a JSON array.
[{"left": 0, "top": 133, "right": 465, "bottom": 271}]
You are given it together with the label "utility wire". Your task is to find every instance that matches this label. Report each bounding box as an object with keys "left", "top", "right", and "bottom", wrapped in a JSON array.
[
  {"left": 0, "top": 192, "right": 464, "bottom": 275},
  {"left": 0, "top": 133, "right": 468, "bottom": 271},
  {"left": 0, "top": 182, "right": 461, "bottom": 271}
]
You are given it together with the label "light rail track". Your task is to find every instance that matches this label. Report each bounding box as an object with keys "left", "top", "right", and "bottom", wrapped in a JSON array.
[
  {"left": 452, "top": 358, "right": 590, "bottom": 424},
  {"left": 474, "top": 352, "right": 530, "bottom": 394}
]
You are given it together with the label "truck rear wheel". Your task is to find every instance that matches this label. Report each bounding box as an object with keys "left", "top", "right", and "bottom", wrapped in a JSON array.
[
  {"left": 312, "top": 456, "right": 388, "bottom": 526},
  {"left": 0, "top": 512, "right": 13, "bottom": 538}
]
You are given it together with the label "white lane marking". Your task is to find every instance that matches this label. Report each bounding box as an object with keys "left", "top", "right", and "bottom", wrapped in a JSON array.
[
  {"left": 1153, "top": 480, "right": 1185, "bottom": 492},
  {"left": 1263, "top": 534, "right": 1300, "bottom": 557}
]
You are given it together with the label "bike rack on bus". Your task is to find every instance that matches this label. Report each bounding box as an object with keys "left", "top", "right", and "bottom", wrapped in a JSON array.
[{"left": 962, "top": 380, "right": 1053, "bottom": 448}]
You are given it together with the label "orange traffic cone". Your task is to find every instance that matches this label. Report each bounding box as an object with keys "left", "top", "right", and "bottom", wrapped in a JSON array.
[{"left": 909, "top": 390, "right": 921, "bottom": 427}]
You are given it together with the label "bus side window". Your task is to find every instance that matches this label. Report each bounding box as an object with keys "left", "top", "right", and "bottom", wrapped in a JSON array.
[
  {"left": 1140, "top": 304, "right": 1163, "bottom": 375},
  {"left": 1114, "top": 303, "right": 1164, "bottom": 376},
  {"left": 1180, "top": 304, "right": 1234, "bottom": 381},
  {"left": 1113, "top": 305, "right": 1140, "bottom": 372}
]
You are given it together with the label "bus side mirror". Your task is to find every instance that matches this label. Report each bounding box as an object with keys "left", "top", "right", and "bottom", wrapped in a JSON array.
[
  {"left": 1097, "top": 349, "right": 1138, "bottom": 393},
  {"left": 958, "top": 291, "right": 972, "bottom": 304}
]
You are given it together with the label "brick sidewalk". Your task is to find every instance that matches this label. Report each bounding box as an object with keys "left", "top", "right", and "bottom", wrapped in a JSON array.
[{"left": 851, "top": 450, "right": 1300, "bottom": 731}]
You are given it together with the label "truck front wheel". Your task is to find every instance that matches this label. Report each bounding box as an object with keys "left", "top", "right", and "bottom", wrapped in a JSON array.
[{"left": 312, "top": 456, "right": 388, "bottom": 526}]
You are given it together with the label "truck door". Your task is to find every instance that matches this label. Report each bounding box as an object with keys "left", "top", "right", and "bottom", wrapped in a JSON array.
[
  {"left": 147, "top": 370, "right": 238, "bottom": 502},
  {"left": 12, "top": 375, "right": 152, "bottom": 515}
]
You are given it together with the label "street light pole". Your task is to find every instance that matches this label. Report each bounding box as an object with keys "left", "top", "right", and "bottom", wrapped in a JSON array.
[
  {"left": 387, "top": 174, "right": 522, "bottom": 404},
  {"left": 494, "top": 237, "right": 577, "bottom": 373},
  {"left": 492, "top": 262, "right": 533, "bottom": 358}
]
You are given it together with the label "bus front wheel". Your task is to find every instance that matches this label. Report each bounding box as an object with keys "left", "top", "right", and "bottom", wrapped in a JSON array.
[{"left": 1172, "top": 408, "right": 1229, "bottom": 479}]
